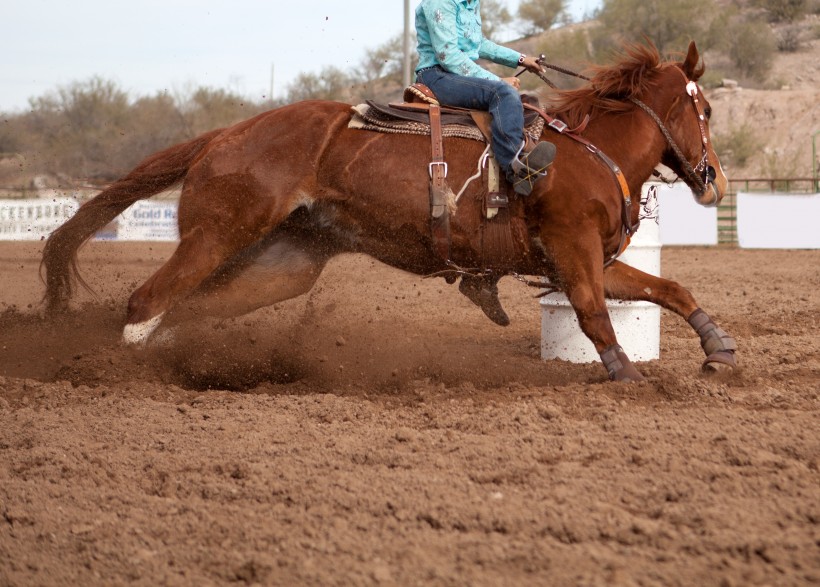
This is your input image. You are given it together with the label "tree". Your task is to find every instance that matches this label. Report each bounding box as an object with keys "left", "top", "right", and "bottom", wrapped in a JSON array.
[
  {"left": 481, "top": 0, "right": 513, "bottom": 40},
  {"left": 175, "top": 86, "right": 258, "bottom": 137},
  {"left": 593, "top": 0, "right": 715, "bottom": 57},
  {"left": 285, "top": 67, "right": 354, "bottom": 103},
  {"left": 517, "top": 0, "right": 567, "bottom": 36},
  {"left": 25, "top": 77, "right": 132, "bottom": 179},
  {"left": 354, "top": 34, "right": 408, "bottom": 85}
]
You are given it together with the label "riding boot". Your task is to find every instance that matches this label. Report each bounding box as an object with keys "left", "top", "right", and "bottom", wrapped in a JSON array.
[
  {"left": 508, "top": 141, "right": 556, "bottom": 196},
  {"left": 458, "top": 274, "right": 510, "bottom": 327}
]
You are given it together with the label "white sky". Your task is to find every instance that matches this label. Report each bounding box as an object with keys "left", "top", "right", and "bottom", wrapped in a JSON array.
[{"left": 2, "top": 0, "right": 601, "bottom": 112}]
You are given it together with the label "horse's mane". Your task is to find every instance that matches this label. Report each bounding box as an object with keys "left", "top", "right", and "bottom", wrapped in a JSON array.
[{"left": 548, "top": 42, "right": 688, "bottom": 128}]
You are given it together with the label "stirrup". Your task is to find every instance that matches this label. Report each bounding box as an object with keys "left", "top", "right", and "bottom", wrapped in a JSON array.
[{"left": 509, "top": 141, "right": 556, "bottom": 196}]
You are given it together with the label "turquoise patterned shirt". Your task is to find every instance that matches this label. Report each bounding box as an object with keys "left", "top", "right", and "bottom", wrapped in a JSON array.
[{"left": 415, "top": 0, "right": 522, "bottom": 81}]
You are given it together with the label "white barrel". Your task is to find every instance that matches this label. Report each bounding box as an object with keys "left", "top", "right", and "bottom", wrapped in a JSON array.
[{"left": 541, "top": 183, "right": 662, "bottom": 363}]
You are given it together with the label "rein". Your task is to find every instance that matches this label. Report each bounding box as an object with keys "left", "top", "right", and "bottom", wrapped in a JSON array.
[
  {"left": 527, "top": 58, "right": 716, "bottom": 197},
  {"left": 427, "top": 57, "right": 716, "bottom": 284},
  {"left": 630, "top": 95, "right": 709, "bottom": 195}
]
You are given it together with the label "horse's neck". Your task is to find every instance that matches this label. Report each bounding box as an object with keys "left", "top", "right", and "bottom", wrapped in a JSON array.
[{"left": 584, "top": 110, "right": 666, "bottom": 193}]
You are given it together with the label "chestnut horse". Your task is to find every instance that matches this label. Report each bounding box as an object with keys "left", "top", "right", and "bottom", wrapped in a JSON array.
[{"left": 42, "top": 41, "right": 737, "bottom": 382}]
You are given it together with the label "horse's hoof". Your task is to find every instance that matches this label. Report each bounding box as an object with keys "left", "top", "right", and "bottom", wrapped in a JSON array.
[
  {"left": 600, "top": 344, "right": 645, "bottom": 382},
  {"left": 122, "top": 314, "right": 165, "bottom": 346},
  {"left": 613, "top": 368, "right": 646, "bottom": 383},
  {"left": 702, "top": 351, "right": 736, "bottom": 375},
  {"left": 458, "top": 277, "right": 510, "bottom": 327}
]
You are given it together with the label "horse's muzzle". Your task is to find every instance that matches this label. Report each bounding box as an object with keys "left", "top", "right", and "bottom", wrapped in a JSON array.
[{"left": 694, "top": 166, "right": 725, "bottom": 208}]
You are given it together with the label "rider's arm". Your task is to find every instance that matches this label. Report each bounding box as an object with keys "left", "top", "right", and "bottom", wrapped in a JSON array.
[
  {"left": 420, "top": 0, "right": 503, "bottom": 81},
  {"left": 474, "top": 6, "right": 521, "bottom": 71}
]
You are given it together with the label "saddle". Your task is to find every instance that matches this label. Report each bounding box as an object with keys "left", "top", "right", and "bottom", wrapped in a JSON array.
[{"left": 349, "top": 84, "right": 543, "bottom": 264}]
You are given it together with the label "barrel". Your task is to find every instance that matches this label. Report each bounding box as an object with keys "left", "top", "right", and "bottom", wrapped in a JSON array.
[{"left": 540, "top": 184, "right": 662, "bottom": 363}]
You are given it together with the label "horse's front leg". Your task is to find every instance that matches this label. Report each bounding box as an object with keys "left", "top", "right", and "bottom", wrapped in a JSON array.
[
  {"left": 603, "top": 260, "right": 737, "bottom": 374},
  {"left": 544, "top": 232, "right": 645, "bottom": 382}
]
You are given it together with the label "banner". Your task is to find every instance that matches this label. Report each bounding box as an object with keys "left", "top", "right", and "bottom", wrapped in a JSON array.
[
  {"left": 655, "top": 182, "right": 718, "bottom": 246},
  {"left": 115, "top": 201, "right": 179, "bottom": 241},
  {"left": 0, "top": 198, "right": 79, "bottom": 241},
  {"left": 737, "top": 192, "right": 820, "bottom": 249}
]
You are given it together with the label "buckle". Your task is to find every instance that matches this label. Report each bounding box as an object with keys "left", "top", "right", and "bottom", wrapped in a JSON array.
[
  {"left": 429, "top": 161, "right": 448, "bottom": 178},
  {"left": 548, "top": 119, "right": 568, "bottom": 133}
]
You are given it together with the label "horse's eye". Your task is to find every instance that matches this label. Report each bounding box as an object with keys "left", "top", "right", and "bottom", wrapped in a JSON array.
[{"left": 704, "top": 106, "right": 712, "bottom": 120}]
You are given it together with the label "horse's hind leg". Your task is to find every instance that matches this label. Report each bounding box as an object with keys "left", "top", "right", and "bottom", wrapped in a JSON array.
[
  {"left": 603, "top": 260, "right": 737, "bottom": 374},
  {"left": 163, "top": 234, "right": 331, "bottom": 325},
  {"left": 123, "top": 225, "right": 237, "bottom": 344}
]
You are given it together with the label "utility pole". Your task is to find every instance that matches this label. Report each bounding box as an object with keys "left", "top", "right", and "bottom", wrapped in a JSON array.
[
  {"left": 403, "top": 0, "right": 412, "bottom": 88},
  {"left": 813, "top": 130, "right": 820, "bottom": 193},
  {"left": 268, "top": 63, "right": 276, "bottom": 103}
]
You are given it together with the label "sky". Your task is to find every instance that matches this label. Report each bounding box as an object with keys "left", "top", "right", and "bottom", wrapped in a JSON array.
[{"left": 3, "top": 0, "right": 602, "bottom": 113}]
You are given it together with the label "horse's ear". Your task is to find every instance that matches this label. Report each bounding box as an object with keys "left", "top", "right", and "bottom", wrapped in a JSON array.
[{"left": 682, "top": 41, "right": 701, "bottom": 80}]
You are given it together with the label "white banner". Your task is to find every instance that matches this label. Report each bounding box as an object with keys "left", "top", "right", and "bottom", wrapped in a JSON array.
[
  {"left": 737, "top": 192, "right": 820, "bottom": 249},
  {"left": 115, "top": 201, "right": 179, "bottom": 241},
  {"left": 0, "top": 198, "right": 79, "bottom": 241},
  {"left": 655, "top": 182, "right": 718, "bottom": 246}
]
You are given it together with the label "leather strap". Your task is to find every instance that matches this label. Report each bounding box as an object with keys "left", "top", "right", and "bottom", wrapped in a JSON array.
[
  {"left": 523, "top": 103, "right": 639, "bottom": 266},
  {"left": 428, "top": 104, "right": 451, "bottom": 260},
  {"left": 469, "top": 111, "right": 493, "bottom": 145}
]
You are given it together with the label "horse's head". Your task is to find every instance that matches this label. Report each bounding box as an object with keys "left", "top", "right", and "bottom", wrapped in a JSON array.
[
  {"left": 549, "top": 42, "right": 728, "bottom": 207},
  {"left": 654, "top": 42, "right": 728, "bottom": 207}
]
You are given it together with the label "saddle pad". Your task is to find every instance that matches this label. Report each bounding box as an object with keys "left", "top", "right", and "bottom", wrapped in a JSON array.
[
  {"left": 350, "top": 103, "right": 484, "bottom": 141},
  {"left": 349, "top": 103, "right": 545, "bottom": 143}
]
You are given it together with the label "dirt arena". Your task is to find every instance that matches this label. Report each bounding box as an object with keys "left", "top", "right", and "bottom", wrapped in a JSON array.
[{"left": 0, "top": 241, "right": 818, "bottom": 586}]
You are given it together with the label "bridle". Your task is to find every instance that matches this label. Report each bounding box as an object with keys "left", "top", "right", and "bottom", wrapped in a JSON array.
[
  {"left": 528, "top": 59, "right": 718, "bottom": 198},
  {"left": 632, "top": 80, "right": 716, "bottom": 197}
]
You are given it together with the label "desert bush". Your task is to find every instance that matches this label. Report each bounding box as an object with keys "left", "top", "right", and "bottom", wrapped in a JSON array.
[
  {"left": 761, "top": 149, "right": 802, "bottom": 180},
  {"left": 758, "top": 0, "right": 807, "bottom": 21},
  {"left": 726, "top": 20, "right": 777, "bottom": 80},
  {"left": 591, "top": 0, "right": 716, "bottom": 58},
  {"left": 712, "top": 123, "right": 761, "bottom": 168},
  {"left": 776, "top": 24, "right": 805, "bottom": 50}
]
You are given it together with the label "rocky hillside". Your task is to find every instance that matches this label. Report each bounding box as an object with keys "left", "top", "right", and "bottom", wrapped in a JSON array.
[
  {"left": 509, "top": 19, "right": 819, "bottom": 182},
  {"left": 706, "top": 36, "right": 819, "bottom": 180},
  {"left": 2, "top": 18, "right": 817, "bottom": 188}
]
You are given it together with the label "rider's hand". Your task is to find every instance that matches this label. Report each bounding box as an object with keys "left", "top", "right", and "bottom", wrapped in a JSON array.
[
  {"left": 502, "top": 77, "right": 521, "bottom": 89},
  {"left": 519, "top": 55, "right": 544, "bottom": 74}
]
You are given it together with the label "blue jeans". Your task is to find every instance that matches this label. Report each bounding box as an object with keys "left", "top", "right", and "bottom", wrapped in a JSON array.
[{"left": 416, "top": 66, "right": 524, "bottom": 174}]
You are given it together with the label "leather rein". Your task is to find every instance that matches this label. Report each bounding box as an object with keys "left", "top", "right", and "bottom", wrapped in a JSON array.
[
  {"left": 531, "top": 59, "right": 716, "bottom": 194},
  {"left": 523, "top": 60, "right": 718, "bottom": 264}
]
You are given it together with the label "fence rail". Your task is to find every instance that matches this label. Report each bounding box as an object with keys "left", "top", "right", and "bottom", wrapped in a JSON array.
[{"left": 718, "top": 178, "right": 817, "bottom": 244}]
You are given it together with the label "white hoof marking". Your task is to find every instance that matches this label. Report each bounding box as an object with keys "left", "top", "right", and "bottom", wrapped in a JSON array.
[{"left": 122, "top": 314, "right": 164, "bottom": 346}]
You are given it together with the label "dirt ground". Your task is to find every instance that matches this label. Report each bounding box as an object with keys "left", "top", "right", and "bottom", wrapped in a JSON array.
[{"left": 0, "top": 241, "right": 818, "bottom": 586}]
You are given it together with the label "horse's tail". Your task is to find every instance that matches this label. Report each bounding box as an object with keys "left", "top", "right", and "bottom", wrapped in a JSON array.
[{"left": 41, "top": 128, "right": 224, "bottom": 313}]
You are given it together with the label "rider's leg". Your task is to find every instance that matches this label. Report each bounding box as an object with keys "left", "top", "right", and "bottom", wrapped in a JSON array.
[
  {"left": 417, "top": 68, "right": 539, "bottom": 318},
  {"left": 416, "top": 67, "right": 555, "bottom": 196},
  {"left": 418, "top": 67, "right": 523, "bottom": 167}
]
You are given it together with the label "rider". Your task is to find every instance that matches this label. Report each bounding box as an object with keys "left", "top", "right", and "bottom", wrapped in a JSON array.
[
  {"left": 414, "top": 0, "right": 556, "bottom": 197},
  {"left": 415, "top": 0, "right": 554, "bottom": 326}
]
